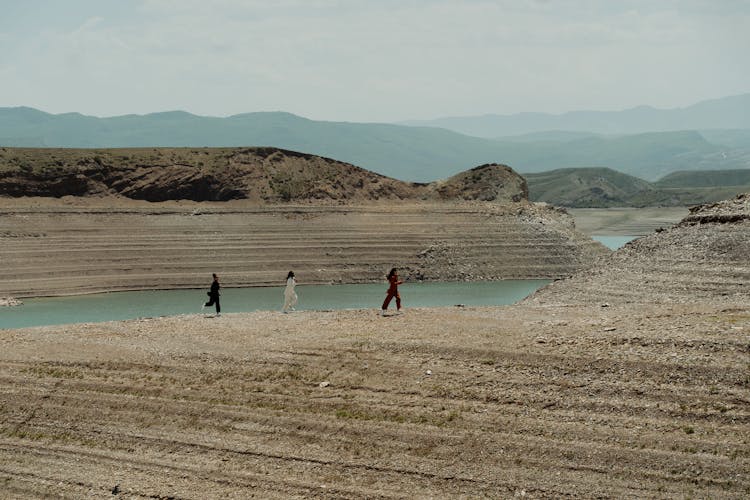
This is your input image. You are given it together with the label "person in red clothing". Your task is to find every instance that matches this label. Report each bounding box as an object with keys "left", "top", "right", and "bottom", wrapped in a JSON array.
[{"left": 380, "top": 268, "right": 404, "bottom": 316}]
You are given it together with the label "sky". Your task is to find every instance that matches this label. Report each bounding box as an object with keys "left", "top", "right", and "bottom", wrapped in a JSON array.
[{"left": 1, "top": 0, "right": 749, "bottom": 122}]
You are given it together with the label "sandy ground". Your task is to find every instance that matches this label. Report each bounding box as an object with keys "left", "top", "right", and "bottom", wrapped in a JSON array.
[{"left": 0, "top": 301, "right": 748, "bottom": 498}]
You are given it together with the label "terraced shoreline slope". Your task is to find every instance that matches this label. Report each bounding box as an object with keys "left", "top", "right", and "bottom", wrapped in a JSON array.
[
  {"left": 528, "top": 193, "right": 750, "bottom": 305},
  {"left": 0, "top": 199, "right": 605, "bottom": 298}
]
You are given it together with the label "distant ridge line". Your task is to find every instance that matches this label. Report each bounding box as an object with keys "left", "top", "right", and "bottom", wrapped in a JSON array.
[{"left": 1, "top": 95, "right": 749, "bottom": 182}]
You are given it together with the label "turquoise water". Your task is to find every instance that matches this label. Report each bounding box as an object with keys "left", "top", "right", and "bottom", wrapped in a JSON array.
[
  {"left": 592, "top": 235, "right": 638, "bottom": 250},
  {"left": 0, "top": 280, "right": 551, "bottom": 329}
]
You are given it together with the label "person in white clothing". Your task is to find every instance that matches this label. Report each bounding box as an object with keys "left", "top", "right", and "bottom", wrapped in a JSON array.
[{"left": 282, "top": 271, "right": 298, "bottom": 312}]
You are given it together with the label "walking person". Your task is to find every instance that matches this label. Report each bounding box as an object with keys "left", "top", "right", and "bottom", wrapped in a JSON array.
[
  {"left": 202, "top": 273, "right": 221, "bottom": 316},
  {"left": 380, "top": 268, "right": 404, "bottom": 316},
  {"left": 282, "top": 271, "right": 298, "bottom": 313}
]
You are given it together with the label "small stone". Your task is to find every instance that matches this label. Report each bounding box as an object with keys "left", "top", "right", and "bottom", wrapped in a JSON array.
[
  {"left": 319, "top": 381, "right": 330, "bottom": 388},
  {"left": 425, "top": 370, "right": 432, "bottom": 376},
  {"left": 603, "top": 327, "right": 617, "bottom": 332}
]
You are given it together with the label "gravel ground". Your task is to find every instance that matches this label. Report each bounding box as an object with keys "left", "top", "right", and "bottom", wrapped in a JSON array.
[
  {"left": 1, "top": 196, "right": 747, "bottom": 498},
  {"left": 0, "top": 301, "right": 748, "bottom": 498}
]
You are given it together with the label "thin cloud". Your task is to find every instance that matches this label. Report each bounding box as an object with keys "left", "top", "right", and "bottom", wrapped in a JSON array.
[{"left": 1, "top": 0, "right": 748, "bottom": 120}]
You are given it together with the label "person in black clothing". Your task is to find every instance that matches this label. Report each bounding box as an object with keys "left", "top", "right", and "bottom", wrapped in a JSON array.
[{"left": 203, "top": 273, "right": 221, "bottom": 315}]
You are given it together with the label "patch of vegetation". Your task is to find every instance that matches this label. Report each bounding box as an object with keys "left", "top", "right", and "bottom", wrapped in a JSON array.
[
  {"left": 655, "top": 169, "right": 750, "bottom": 188},
  {"left": 270, "top": 171, "right": 308, "bottom": 201},
  {"left": 22, "top": 365, "right": 84, "bottom": 379},
  {"left": 0, "top": 425, "right": 90, "bottom": 446},
  {"left": 333, "top": 404, "right": 461, "bottom": 427}
]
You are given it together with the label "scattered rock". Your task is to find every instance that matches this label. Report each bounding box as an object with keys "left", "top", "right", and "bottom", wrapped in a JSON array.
[
  {"left": 318, "top": 381, "right": 330, "bottom": 388},
  {"left": 0, "top": 297, "right": 22, "bottom": 307}
]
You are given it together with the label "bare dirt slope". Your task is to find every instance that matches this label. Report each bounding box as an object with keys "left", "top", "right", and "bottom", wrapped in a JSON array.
[
  {"left": 0, "top": 301, "right": 748, "bottom": 498},
  {"left": 529, "top": 193, "right": 750, "bottom": 305},
  {"left": 568, "top": 206, "right": 689, "bottom": 236},
  {"left": 0, "top": 199, "right": 606, "bottom": 298}
]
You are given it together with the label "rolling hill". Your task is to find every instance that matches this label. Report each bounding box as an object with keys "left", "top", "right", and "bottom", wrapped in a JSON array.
[
  {"left": 2, "top": 144, "right": 748, "bottom": 208},
  {"left": 525, "top": 168, "right": 652, "bottom": 207},
  {"left": 525, "top": 167, "right": 750, "bottom": 207},
  {"left": 654, "top": 169, "right": 750, "bottom": 188},
  {"left": 0, "top": 147, "right": 526, "bottom": 203}
]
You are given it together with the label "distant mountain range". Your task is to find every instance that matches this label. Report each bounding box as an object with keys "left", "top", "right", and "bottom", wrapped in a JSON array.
[
  {"left": 1, "top": 94, "right": 749, "bottom": 182},
  {"left": 403, "top": 93, "right": 750, "bottom": 137}
]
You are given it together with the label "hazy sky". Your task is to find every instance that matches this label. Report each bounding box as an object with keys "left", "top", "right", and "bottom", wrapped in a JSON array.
[{"left": 1, "top": 0, "right": 749, "bottom": 121}]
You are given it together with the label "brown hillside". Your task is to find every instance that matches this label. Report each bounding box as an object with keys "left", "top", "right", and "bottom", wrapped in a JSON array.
[
  {"left": 0, "top": 147, "right": 526, "bottom": 203},
  {"left": 528, "top": 193, "right": 750, "bottom": 305}
]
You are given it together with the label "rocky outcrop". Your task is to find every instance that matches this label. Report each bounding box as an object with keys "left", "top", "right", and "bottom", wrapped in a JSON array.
[
  {"left": 528, "top": 193, "right": 750, "bottom": 305},
  {"left": 0, "top": 297, "right": 22, "bottom": 307},
  {"left": 428, "top": 164, "right": 527, "bottom": 202},
  {"left": 680, "top": 193, "right": 750, "bottom": 225},
  {"left": 0, "top": 170, "right": 91, "bottom": 197},
  {"left": 0, "top": 147, "right": 528, "bottom": 204}
]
